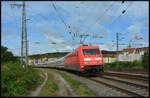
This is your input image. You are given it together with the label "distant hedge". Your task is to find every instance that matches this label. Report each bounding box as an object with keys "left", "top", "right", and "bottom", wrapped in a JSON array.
[{"left": 142, "top": 52, "right": 149, "bottom": 69}]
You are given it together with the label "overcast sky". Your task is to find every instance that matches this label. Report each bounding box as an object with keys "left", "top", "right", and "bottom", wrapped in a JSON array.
[{"left": 2, "top": 1, "right": 149, "bottom": 56}]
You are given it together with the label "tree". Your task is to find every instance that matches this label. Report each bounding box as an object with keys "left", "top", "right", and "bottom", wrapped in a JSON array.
[{"left": 1, "top": 46, "right": 17, "bottom": 63}]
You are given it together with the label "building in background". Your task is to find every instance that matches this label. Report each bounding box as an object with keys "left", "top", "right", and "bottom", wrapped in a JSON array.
[
  {"left": 118, "top": 47, "right": 149, "bottom": 62},
  {"left": 103, "top": 54, "right": 117, "bottom": 64}
]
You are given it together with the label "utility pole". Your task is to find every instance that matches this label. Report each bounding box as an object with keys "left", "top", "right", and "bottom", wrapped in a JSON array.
[
  {"left": 11, "top": 1, "right": 29, "bottom": 67},
  {"left": 21, "top": 1, "right": 29, "bottom": 66},
  {"left": 116, "top": 32, "right": 119, "bottom": 69}
]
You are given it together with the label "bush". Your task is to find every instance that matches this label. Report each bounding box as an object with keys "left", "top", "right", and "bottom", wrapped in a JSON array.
[
  {"left": 104, "top": 60, "right": 143, "bottom": 69},
  {"left": 105, "top": 52, "right": 149, "bottom": 70},
  {"left": 1, "top": 61, "right": 43, "bottom": 96},
  {"left": 1, "top": 46, "right": 43, "bottom": 96}
]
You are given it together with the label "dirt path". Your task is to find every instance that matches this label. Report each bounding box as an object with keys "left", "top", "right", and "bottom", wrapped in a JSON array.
[
  {"left": 29, "top": 69, "right": 78, "bottom": 97},
  {"left": 30, "top": 71, "right": 48, "bottom": 96},
  {"left": 49, "top": 71, "right": 78, "bottom": 97}
]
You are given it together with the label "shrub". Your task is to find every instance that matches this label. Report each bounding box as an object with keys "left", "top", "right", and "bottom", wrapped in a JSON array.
[
  {"left": 1, "top": 46, "right": 43, "bottom": 96},
  {"left": 1, "top": 62, "right": 42, "bottom": 96},
  {"left": 104, "top": 60, "right": 144, "bottom": 70},
  {"left": 142, "top": 52, "right": 149, "bottom": 69}
]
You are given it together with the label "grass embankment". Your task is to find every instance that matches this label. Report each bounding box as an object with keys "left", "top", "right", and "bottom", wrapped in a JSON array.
[
  {"left": 39, "top": 71, "right": 59, "bottom": 96},
  {"left": 52, "top": 69, "right": 97, "bottom": 96},
  {"left": 1, "top": 61, "right": 43, "bottom": 97}
]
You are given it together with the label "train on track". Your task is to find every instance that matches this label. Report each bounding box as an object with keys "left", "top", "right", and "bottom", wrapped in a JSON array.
[{"left": 36, "top": 45, "right": 104, "bottom": 74}]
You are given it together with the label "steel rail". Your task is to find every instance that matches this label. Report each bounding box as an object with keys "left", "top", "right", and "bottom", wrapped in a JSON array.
[
  {"left": 103, "top": 72, "right": 149, "bottom": 82},
  {"left": 89, "top": 78, "right": 147, "bottom": 97},
  {"left": 104, "top": 71, "right": 149, "bottom": 79},
  {"left": 100, "top": 76, "right": 149, "bottom": 89}
]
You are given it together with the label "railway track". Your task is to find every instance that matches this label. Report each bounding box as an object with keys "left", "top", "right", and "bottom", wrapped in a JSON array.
[
  {"left": 101, "top": 75, "right": 149, "bottom": 88},
  {"left": 103, "top": 71, "right": 149, "bottom": 83},
  {"left": 89, "top": 76, "right": 149, "bottom": 97}
]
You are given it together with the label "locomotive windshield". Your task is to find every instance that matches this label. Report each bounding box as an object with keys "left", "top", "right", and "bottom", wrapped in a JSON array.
[{"left": 83, "top": 49, "right": 100, "bottom": 55}]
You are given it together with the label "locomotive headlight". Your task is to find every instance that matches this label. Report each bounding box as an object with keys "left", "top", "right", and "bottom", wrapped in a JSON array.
[
  {"left": 95, "top": 57, "right": 102, "bottom": 60},
  {"left": 81, "top": 66, "right": 84, "bottom": 68},
  {"left": 84, "top": 58, "right": 91, "bottom": 61},
  {"left": 84, "top": 61, "right": 88, "bottom": 64}
]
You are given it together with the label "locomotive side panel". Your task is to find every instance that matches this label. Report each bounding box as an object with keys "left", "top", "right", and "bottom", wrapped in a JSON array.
[{"left": 64, "top": 49, "right": 81, "bottom": 71}]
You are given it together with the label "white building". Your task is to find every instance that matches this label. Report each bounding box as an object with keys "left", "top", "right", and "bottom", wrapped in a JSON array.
[{"left": 118, "top": 47, "right": 149, "bottom": 62}]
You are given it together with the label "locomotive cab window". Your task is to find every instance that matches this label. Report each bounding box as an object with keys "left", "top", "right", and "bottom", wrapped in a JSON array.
[{"left": 83, "top": 49, "right": 100, "bottom": 55}]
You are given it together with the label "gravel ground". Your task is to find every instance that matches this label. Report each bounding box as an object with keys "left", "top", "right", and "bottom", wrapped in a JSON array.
[{"left": 61, "top": 70, "right": 131, "bottom": 97}]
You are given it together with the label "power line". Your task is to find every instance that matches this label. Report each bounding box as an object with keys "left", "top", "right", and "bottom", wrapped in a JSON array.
[
  {"left": 109, "top": 2, "right": 133, "bottom": 25},
  {"left": 27, "top": 6, "right": 48, "bottom": 22},
  {"left": 51, "top": 2, "right": 68, "bottom": 28},
  {"left": 51, "top": 2, "right": 78, "bottom": 41},
  {"left": 93, "top": 2, "right": 115, "bottom": 26},
  {"left": 51, "top": 2, "right": 89, "bottom": 43}
]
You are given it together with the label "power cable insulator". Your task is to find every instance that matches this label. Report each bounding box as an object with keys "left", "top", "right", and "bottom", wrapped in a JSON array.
[{"left": 122, "top": 10, "right": 126, "bottom": 14}]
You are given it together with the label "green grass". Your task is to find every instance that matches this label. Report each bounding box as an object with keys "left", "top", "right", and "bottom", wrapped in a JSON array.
[
  {"left": 38, "top": 71, "right": 59, "bottom": 96},
  {"left": 104, "top": 60, "right": 148, "bottom": 70},
  {"left": 1, "top": 61, "right": 43, "bottom": 97},
  {"left": 50, "top": 69, "right": 97, "bottom": 96}
]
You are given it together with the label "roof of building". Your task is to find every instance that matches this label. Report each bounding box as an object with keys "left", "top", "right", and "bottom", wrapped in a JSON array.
[
  {"left": 135, "top": 47, "right": 149, "bottom": 53},
  {"left": 103, "top": 54, "right": 117, "bottom": 58},
  {"left": 119, "top": 47, "right": 149, "bottom": 54}
]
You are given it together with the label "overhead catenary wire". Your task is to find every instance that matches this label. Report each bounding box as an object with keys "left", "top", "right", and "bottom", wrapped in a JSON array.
[
  {"left": 51, "top": 2, "right": 76, "bottom": 41},
  {"left": 92, "top": 2, "right": 115, "bottom": 26},
  {"left": 51, "top": 2, "right": 82, "bottom": 41},
  {"left": 86, "top": 2, "right": 132, "bottom": 43},
  {"left": 27, "top": 6, "right": 49, "bottom": 22},
  {"left": 82, "top": 2, "right": 115, "bottom": 40},
  {"left": 51, "top": 2, "right": 103, "bottom": 45},
  {"left": 52, "top": 2, "right": 68, "bottom": 27},
  {"left": 82, "top": 2, "right": 116, "bottom": 44},
  {"left": 109, "top": 2, "right": 133, "bottom": 25}
]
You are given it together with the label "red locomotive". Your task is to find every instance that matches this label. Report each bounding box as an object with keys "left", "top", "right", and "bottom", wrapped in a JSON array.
[
  {"left": 63, "top": 45, "right": 104, "bottom": 74},
  {"left": 37, "top": 45, "right": 104, "bottom": 74}
]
